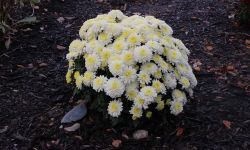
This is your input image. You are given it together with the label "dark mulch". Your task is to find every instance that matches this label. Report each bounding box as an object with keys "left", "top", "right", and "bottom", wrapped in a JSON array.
[{"left": 0, "top": 0, "right": 250, "bottom": 149}]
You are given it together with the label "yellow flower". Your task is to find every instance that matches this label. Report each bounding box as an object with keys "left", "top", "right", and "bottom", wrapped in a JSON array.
[
  {"left": 74, "top": 71, "right": 80, "bottom": 79},
  {"left": 66, "top": 70, "right": 72, "bottom": 84},
  {"left": 130, "top": 105, "right": 143, "bottom": 120},
  {"left": 82, "top": 71, "right": 95, "bottom": 86}
]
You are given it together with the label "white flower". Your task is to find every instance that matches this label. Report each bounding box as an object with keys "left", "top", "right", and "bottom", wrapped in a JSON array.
[
  {"left": 172, "top": 38, "right": 190, "bottom": 56},
  {"left": 134, "top": 46, "right": 153, "bottom": 63},
  {"left": 92, "top": 76, "right": 108, "bottom": 92},
  {"left": 82, "top": 71, "right": 95, "bottom": 86},
  {"left": 134, "top": 95, "right": 150, "bottom": 109},
  {"left": 120, "top": 66, "right": 137, "bottom": 84},
  {"left": 138, "top": 71, "right": 151, "bottom": 85},
  {"left": 69, "top": 39, "right": 85, "bottom": 53},
  {"left": 75, "top": 75, "right": 84, "bottom": 89},
  {"left": 179, "top": 76, "right": 190, "bottom": 89},
  {"left": 125, "top": 81, "right": 139, "bottom": 101},
  {"left": 158, "top": 22, "right": 173, "bottom": 36},
  {"left": 172, "top": 89, "right": 187, "bottom": 104},
  {"left": 139, "top": 86, "right": 157, "bottom": 102},
  {"left": 190, "top": 74, "right": 198, "bottom": 88},
  {"left": 145, "top": 32, "right": 161, "bottom": 42},
  {"left": 152, "top": 80, "right": 166, "bottom": 94},
  {"left": 166, "top": 49, "right": 182, "bottom": 63},
  {"left": 89, "top": 20, "right": 107, "bottom": 34},
  {"left": 160, "top": 37, "right": 174, "bottom": 49},
  {"left": 108, "top": 60, "right": 124, "bottom": 76},
  {"left": 129, "top": 105, "right": 143, "bottom": 120},
  {"left": 66, "top": 51, "right": 79, "bottom": 60},
  {"left": 85, "top": 53, "right": 101, "bottom": 71},
  {"left": 153, "top": 69, "right": 162, "bottom": 79},
  {"left": 68, "top": 10, "right": 199, "bottom": 119},
  {"left": 104, "top": 78, "right": 125, "bottom": 98},
  {"left": 127, "top": 33, "right": 141, "bottom": 46},
  {"left": 85, "top": 40, "right": 103, "bottom": 54},
  {"left": 125, "top": 89, "right": 138, "bottom": 101},
  {"left": 112, "top": 39, "right": 128, "bottom": 54},
  {"left": 106, "top": 23, "right": 122, "bottom": 37},
  {"left": 146, "top": 40, "right": 163, "bottom": 54},
  {"left": 108, "top": 100, "right": 123, "bottom": 117},
  {"left": 163, "top": 73, "right": 177, "bottom": 89},
  {"left": 141, "top": 63, "right": 158, "bottom": 74},
  {"left": 126, "top": 81, "right": 139, "bottom": 90},
  {"left": 79, "top": 19, "right": 95, "bottom": 39},
  {"left": 100, "top": 48, "right": 112, "bottom": 67},
  {"left": 98, "top": 32, "right": 112, "bottom": 45},
  {"left": 170, "top": 101, "right": 183, "bottom": 115},
  {"left": 159, "top": 61, "right": 172, "bottom": 73},
  {"left": 108, "top": 10, "right": 127, "bottom": 21},
  {"left": 121, "top": 51, "right": 135, "bottom": 65},
  {"left": 176, "top": 63, "right": 192, "bottom": 76}
]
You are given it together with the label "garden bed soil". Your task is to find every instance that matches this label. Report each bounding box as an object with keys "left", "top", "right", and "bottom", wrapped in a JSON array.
[{"left": 0, "top": 0, "right": 250, "bottom": 149}]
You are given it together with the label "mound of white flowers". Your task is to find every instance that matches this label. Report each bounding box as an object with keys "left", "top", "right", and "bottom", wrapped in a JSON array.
[{"left": 66, "top": 10, "right": 197, "bottom": 121}]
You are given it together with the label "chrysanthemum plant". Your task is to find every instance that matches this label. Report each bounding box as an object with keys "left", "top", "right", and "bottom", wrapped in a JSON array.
[{"left": 65, "top": 10, "right": 197, "bottom": 126}]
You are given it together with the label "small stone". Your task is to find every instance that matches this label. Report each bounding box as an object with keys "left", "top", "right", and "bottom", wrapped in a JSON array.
[
  {"left": 61, "top": 102, "right": 87, "bottom": 123},
  {"left": 133, "top": 130, "right": 148, "bottom": 140}
]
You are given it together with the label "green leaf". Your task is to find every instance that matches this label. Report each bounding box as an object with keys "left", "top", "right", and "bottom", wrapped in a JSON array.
[{"left": 16, "top": 16, "right": 38, "bottom": 24}]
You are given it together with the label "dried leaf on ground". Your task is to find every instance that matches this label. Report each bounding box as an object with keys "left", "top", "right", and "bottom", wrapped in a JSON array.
[
  {"left": 206, "top": 45, "right": 213, "bottom": 51},
  {"left": 112, "top": 139, "right": 122, "bottom": 148},
  {"left": 57, "top": 45, "right": 66, "bottom": 50},
  {"left": 226, "top": 65, "right": 235, "bottom": 71},
  {"left": 176, "top": 127, "right": 184, "bottom": 136},
  {"left": 39, "top": 63, "right": 48, "bottom": 67}
]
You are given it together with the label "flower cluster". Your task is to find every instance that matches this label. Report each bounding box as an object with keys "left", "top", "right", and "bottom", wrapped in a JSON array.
[{"left": 66, "top": 10, "right": 197, "bottom": 120}]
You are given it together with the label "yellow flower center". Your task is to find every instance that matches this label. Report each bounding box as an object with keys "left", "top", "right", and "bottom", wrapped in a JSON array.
[
  {"left": 124, "top": 70, "right": 132, "bottom": 78},
  {"left": 145, "top": 89, "right": 153, "bottom": 96},
  {"left": 139, "top": 48, "right": 147, "bottom": 56},
  {"left": 110, "top": 103, "right": 118, "bottom": 112},
  {"left": 111, "top": 82, "right": 119, "bottom": 90},
  {"left": 129, "top": 36, "right": 138, "bottom": 44},
  {"left": 114, "top": 63, "right": 122, "bottom": 70}
]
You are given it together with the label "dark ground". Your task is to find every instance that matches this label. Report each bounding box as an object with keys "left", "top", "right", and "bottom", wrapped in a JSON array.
[{"left": 0, "top": 0, "right": 250, "bottom": 149}]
